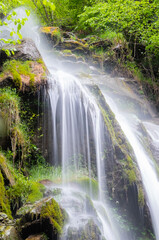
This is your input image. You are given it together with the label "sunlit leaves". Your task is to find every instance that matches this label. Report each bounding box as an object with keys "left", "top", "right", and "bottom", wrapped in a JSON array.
[
  {"left": 79, "top": 0, "right": 159, "bottom": 54},
  {"left": 0, "top": 3, "right": 30, "bottom": 48}
]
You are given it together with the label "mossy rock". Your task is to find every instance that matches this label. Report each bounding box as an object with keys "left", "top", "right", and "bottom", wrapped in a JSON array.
[
  {"left": 40, "top": 198, "right": 64, "bottom": 234},
  {"left": 86, "top": 84, "right": 152, "bottom": 229},
  {"left": 0, "top": 154, "right": 15, "bottom": 186},
  {"left": 66, "top": 219, "right": 102, "bottom": 240},
  {"left": 0, "top": 59, "right": 47, "bottom": 91},
  {"left": 17, "top": 197, "right": 65, "bottom": 240},
  {"left": 0, "top": 225, "right": 19, "bottom": 240},
  {"left": 0, "top": 39, "right": 47, "bottom": 92},
  {"left": 0, "top": 170, "right": 12, "bottom": 219}
]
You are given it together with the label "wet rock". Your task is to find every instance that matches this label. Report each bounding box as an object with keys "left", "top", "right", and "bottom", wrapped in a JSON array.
[
  {"left": 0, "top": 212, "right": 20, "bottom": 240},
  {"left": 17, "top": 197, "right": 64, "bottom": 240},
  {"left": 0, "top": 154, "right": 15, "bottom": 186},
  {"left": 25, "top": 234, "right": 46, "bottom": 240},
  {"left": 1, "top": 39, "right": 41, "bottom": 62},
  {"left": 66, "top": 219, "right": 102, "bottom": 240},
  {"left": 40, "top": 27, "right": 89, "bottom": 56},
  {"left": 61, "top": 60, "right": 90, "bottom": 74},
  {"left": 0, "top": 39, "right": 47, "bottom": 91},
  {"left": 87, "top": 84, "right": 154, "bottom": 234},
  {"left": 0, "top": 226, "right": 19, "bottom": 240}
]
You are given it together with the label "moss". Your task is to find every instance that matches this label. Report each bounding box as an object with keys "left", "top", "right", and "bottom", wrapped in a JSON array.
[
  {"left": 27, "top": 182, "right": 45, "bottom": 203},
  {"left": 41, "top": 199, "right": 64, "bottom": 234},
  {"left": 0, "top": 88, "right": 20, "bottom": 131},
  {"left": 0, "top": 88, "right": 30, "bottom": 166},
  {"left": 29, "top": 74, "right": 35, "bottom": 90},
  {"left": 0, "top": 60, "right": 35, "bottom": 90},
  {"left": 99, "top": 103, "right": 137, "bottom": 185},
  {"left": 138, "top": 187, "right": 144, "bottom": 207},
  {"left": 0, "top": 153, "right": 15, "bottom": 186},
  {"left": 0, "top": 169, "right": 12, "bottom": 219},
  {"left": 70, "top": 176, "right": 99, "bottom": 199},
  {"left": 62, "top": 49, "right": 73, "bottom": 54},
  {"left": 99, "top": 105, "right": 116, "bottom": 142},
  {"left": 126, "top": 169, "right": 136, "bottom": 184}
]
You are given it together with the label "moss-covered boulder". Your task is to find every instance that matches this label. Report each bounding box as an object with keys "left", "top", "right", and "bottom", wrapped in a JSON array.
[
  {"left": 0, "top": 154, "right": 15, "bottom": 186},
  {"left": 0, "top": 213, "right": 19, "bottom": 240},
  {"left": 17, "top": 197, "right": 65, "bottom": 240},
  {"left": 40, "top": 27, "right": 89, "bottom": 56},
  {"left": 0, "top": 39, "right": 47, "bottom": 91},
  {"left": 0, "top": 171, "right": 12, "bottom": 219}
]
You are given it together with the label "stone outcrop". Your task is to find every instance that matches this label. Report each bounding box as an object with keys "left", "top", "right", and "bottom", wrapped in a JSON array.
[
  {"left": 16, "top": 197, "right": 65, "bottom": 240},
  {"left": 0, "top": 154, "right": 15, "bottom": 186},
  {"left": 0, "top": 39, "right": 47, "bottom": 91},
  {"left": 0, "top": 212, "right": 19, "bottom": 240},
  {"left": 88, "top": 84, "right": 153, "bottom": 235}
]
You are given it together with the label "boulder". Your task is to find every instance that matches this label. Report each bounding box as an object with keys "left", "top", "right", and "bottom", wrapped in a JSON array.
[
  {"left": 25, "top": 234, "right": 46, "bottom": 240},
  {"left": 66, "top": 219, "right": 102, "bottom": 240},
  {"left": 16, "top": 197, "right": 65, "bottom": 240},
  {"left": 0, "top": 212, "right": 20, "bottom": 240},
  {"left": 0, "top": 39, "right": 41, "bottom": 65},
  {"left": 0, "top": 39, "right": 47, "bottom": 91},
  {"left": 0, "top": 154, "right": 15, "bottom": 186}
]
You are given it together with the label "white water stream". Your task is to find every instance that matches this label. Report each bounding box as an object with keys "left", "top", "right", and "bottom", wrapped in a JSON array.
[{"left": 95, "top": 78, "right": 159, "bottom": 240}]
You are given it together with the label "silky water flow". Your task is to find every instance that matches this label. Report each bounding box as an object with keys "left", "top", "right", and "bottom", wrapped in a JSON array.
[{"left": 1, "top": 8, "right": 159, "bottom": 239}]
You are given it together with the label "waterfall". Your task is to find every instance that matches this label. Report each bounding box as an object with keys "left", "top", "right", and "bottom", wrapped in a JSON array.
[
  {"left": 95, "top": 77, "right": 159, "bottom": 240},
  {"left": 47, "top": 69, "right": 119, "bottom": 240},
  {"left": 2, "top": 8, "right": 159, "bottom": 239}
]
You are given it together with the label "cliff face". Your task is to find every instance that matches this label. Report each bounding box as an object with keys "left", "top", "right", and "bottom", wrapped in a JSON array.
[{"left": 0, "top": 38, "right": 154, "bottom": 240}]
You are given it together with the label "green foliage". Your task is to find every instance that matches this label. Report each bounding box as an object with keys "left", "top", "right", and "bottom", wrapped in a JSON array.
[
  {"left": 78, "top": 0, "right": 159, "bottom": 80},
  {"left": 0, "top": 88, "right": 30, "bottom": 167},
  {"left": 29, "top": 163, "right": 62, "bottom": 182},
  {"left": 41, "top": 198, "right": 64, "bottom": 234},
  {"left": 7, "top": 171, "right": 45, "bottom": 210},
  {"left": 0, "top": 169, "right": 12, "bottom": 218},
  {"left": 27, "top": 181, "right": 45, "bottom": 203},
  {"left": 0, "top": 2, "right": 30, "bottom": 51}
]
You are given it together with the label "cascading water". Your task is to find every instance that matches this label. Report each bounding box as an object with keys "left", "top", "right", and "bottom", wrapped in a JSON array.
[
  {"left": 93, "top": 76, "right": 159, "bottom": 240},
  {"left": 47, "top": 69, "right": 119, "bottom": 240},
  {"left": 2, "top": 8, "right": 159, "bottom": 240}
]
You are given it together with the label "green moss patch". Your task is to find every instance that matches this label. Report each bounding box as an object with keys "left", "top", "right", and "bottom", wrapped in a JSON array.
[
  {"left": 41, "top": 199, "right": 64, "bottom": 234},
  {"left": 0, "top": 60, "right": 35, "bottom": 89},
  {"left": 70, "top": 176, "right": 99, "bottom": 199},
  {"left": 0, "top": 169, "right": 12, "bottom": 219},
  {"left": 0, "top": 153, "right": 15, "bottom": 186}
]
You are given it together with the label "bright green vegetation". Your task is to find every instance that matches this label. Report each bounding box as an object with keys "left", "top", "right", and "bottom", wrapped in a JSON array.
[
  {"left": 0, "top": 2, "right": 29, "bottom": 51},
  {"left": 29, "top": 164, "right": 62, "bottom": 183},
  {"left": 78, "top": 0, "right": 159, "bottom": 79},
  {"left": 41, "top": 198, "right": 64, "bottom": 234},
  {"left": 7, "top": 170, "right": 45, "bottom": 207},
  {"left": 0, "top": 169, "right": 12, "bottom": 218},
  {"left": 0, "top": 60, "right": 35, "bottom": 89},
  {"left": 1, "top": 0, "right": 158, "bottom": 87},
  {"left": 0, "top": 88, "right": 29, "bottom": 167}
]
